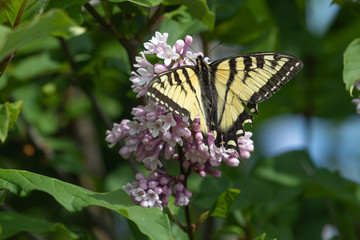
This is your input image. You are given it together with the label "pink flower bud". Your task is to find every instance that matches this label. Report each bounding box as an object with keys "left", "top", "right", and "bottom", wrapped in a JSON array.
[
  {"left": 174, "top": 40, "right": 185, "bottom": 54},
  {"left": 227, "top": 157, "right": 240, "bottom": 167},
  {"left": 135, "top": 173, "right": 145, "bottom": 180},
  {"left": 148, "top": 180, "right": 159, "bottom": 188},
  {"left": 184, "top": 189, "right": 192, "bottom": 198},
  {"left": 154, "top": 187, "right": 163, "bottom": 195},
  {"left": 119, "top": 146, "right": 131, "bottom": 159},
  {"left": 195, "top": 132, "right": 203, "bottom": 141},
  {"left": 139, "top": 179, "right": 148, "bottom": 190},
  {"left": 154, "top": 63, "right": 168, "bottom": 74},
  {"left": 182, "top": 160, "right": 190, "bottom": 168},
  {"left": 140, "top": 200, "right": 149, "bottom": 207},
  {"left": 149, "top": 171, "right": 159, "bottom": 180},
  {"left": 185, "top": 35, "right": 193, "bottom": 45},
  {"left": 160, "top": 177, "right": 170, "bottom": 185},
  {"left": 198, "top": 171, "right": 206, "bottom": 177},
  {"left": 176, "top": 182, "right": 184, "bottom": 191}
]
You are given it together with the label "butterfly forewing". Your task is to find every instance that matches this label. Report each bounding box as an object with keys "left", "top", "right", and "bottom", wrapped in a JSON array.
[{"left": 147, "top": 67, "right": 209, "bottom": 134}]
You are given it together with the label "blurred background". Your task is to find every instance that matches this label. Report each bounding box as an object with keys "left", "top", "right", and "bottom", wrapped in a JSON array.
[{"left": 1, "top": 0, "right": 360, "bottom": 239}]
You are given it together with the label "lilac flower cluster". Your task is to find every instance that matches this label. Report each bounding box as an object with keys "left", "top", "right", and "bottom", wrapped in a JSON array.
[
  {"left": 123, "top": 171, "right": 192, "bottom": 210},
  {"left": 106, "top": 32, "right": 254, "bottom": 210},
  {"left": 130, "top": 32, "right": 209, "bottom": 98},
  {"left": 353, "top": 80, "right": 360, "bottom": 114}
]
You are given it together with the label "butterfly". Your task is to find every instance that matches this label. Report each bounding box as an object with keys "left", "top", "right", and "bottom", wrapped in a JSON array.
[{"left": 146, "top": 52, "right": 303, "bottom": 153}]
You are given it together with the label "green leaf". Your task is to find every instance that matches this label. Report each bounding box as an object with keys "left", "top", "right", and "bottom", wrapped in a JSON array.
[
  {"left": 343, "top": 38, "right": 360, "bottom": 94},
  {"left": 12, "top": 85, "right": 60, "bottom": 135},
  {"left": 0, "top": 101, "right": 22, "bottom": 143},
  {"left": 255, "top": 166, "right": 302, "bottom": 187},
  {"left": 304, "top": 168, "right": 360, "bottom": 204},
  {"left": 213, "top": 3, "right": 269, "bottom": 44},
  {"left": 5, "top": 101, "right": 22, "bottom": 130},
  {"left": 0, "top": 9, "right": 85, "bottom": 61},
  {"left": 165, "top": 0, "right": 215, "bottom": 31},
  {"left": 209, "top": 188, "right": 240, "bottom": 218},
  {"left": 159, "top": 7, "right": 208, "bottom": 43},
  {"left": 4, "top": 0, "right": 50, "bottom": 27},
  {"left": 4, "top": 0, "right": 24, "bottom": 27},
  {"left": 108, "top": 0, "right": 164, "bottom": 7},
  {"left": 252, "top": 233, "right": 276, "bottom": 240},
  {"left": 332, "top": 0, "right": 360, "bottom": 16},
  {"left": 45, "top": 0, "right": 90, "bottom": 23},
  {"left": 0, "top": 169, "right": 171, "bottom": 240},
  {"left": 0, "top": 104, "right": 10, "bottom": 143},
  {"left": 8, "top": 52, "right": 61, "bottom": 80},
  {"left": 0, "top": 211, "right": 80, "bottom": 240}
]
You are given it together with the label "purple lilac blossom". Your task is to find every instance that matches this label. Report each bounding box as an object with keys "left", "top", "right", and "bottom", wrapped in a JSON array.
[
  {"left": 106, "top": 32, "right": 254, "bottom": 210},
  {"left": 353, "top": 80, "right": 360, "bottom": 114}
]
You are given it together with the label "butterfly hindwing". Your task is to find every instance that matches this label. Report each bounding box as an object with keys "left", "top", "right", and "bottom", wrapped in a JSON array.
[
  {"left": 147, "top": 67, "right": 209, "bottom": 134},
  {"left": 210, "top": 52, "right": 303, "bottom": 150}
]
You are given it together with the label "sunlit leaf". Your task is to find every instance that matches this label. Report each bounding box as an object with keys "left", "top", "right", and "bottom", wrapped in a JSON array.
[
  {"left": 160, "top": 7, "right": 208, "bottom": 43},
  {"left": 252, "top": 233, "right": 268, "bottom": 240},
  {"left": 4, "top": 0, "right": 23, "bottom": 27},
  {"left": 0, "top": 100, "right": 22, "bottom": 143},
  {"left": 4, "top": 0, "right": 50, "bottom": 27},
  {"left": 213, "top": 3, "right": 269, "bottom": 44},
  {"left": 165, "top": 0, "right": 214, "bottom": 31},
  {"left": 343, "top": 38, "right": 360, "bottom": 94},
  {"left": 0, "top": 9, "right": 85, "bottom": 61},
  {"left": 45, "top": 0, "right": 90, "bottom": 23},
  {"left": 195, "top": 188, "right": 240, "bottom": 226},
  {"left": 0, "top": 212, "right": 80, "bottom": 240},
  {"left": 0, "top": 169, "right": 171, "bottom": 240},
  {"left": 209, "top": 188, "right": 240, "bottom": 218},
  {"left": 5, "top": 101, "right": 22, "bottom": 130},
  {"left": 0, "top": 104, "right": 9, "bottom": 143}
]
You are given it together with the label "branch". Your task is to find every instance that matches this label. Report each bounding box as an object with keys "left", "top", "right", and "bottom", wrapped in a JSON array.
[
  {"left": 83, "top": 3, "right": 138, "bottom": 69},
  {"left": 167, "top": 207, "right": 187, "bottom": 232},
  {"left": 137, "top": 4, "right": 165, "bottom": 41},
  {"left": 178, "top": 146, "right": 195, "bottom": 240}
]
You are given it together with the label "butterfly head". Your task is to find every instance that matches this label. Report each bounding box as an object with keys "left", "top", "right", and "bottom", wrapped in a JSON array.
[{"left": 196, "top": 55, "right": 209, "bottom": 74}]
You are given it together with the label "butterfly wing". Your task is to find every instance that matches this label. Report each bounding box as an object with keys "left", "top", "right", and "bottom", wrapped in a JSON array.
[
  {"left": 147, "top": 66, "right": 210, "bottom": 134},
  {"left": 210, "top": 52, "right": 303, "bottom": 149}
]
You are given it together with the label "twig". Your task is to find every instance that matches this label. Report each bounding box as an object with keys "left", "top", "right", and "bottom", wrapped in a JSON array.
[
  {"left": 167, "top": 207, "right": 187, "bottom": 232},
  {"left": 14, "top": 0, "right": 27, "bottom": 27},
  {"left": 83, "top": 3, "right": 138, "bottom": 69},
  {"left": 0, "top": 54, "right": 14, "bottom": 78},
  {"left": 178, "top": 146, "right": 195, "bottom": 240},
  {"left": 137, "top": 5, "right": 165, "bottom": 41}
]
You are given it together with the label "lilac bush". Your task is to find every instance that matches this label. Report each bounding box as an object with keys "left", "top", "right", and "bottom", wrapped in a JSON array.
[{"left": 106, "top": 32, "right": 254, "bottom": 210}]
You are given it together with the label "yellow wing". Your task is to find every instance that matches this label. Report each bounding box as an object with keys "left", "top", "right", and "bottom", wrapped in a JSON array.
[
  {"left": 147, "top": 67, "right": 210, "bottom": 134},
  {"left": 210, "top": 52, "right": 303, "bottom": 149}
]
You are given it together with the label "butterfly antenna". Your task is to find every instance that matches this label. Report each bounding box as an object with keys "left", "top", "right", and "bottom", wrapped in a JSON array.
[
  {"left": 185, "top": 40, "right": 197, "bottom": 53},
  {"left": 208, "top": 41, "right": 223, "bottom": 55}
]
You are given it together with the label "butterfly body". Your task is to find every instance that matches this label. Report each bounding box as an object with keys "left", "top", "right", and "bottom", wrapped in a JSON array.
[{"left": 147, "top": 52, "right": 303, "bottom": 153}]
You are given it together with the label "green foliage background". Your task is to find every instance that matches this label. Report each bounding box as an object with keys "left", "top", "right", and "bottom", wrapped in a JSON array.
[{"left": 1, "top": 0, "right": 360, "bottom": 239}]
